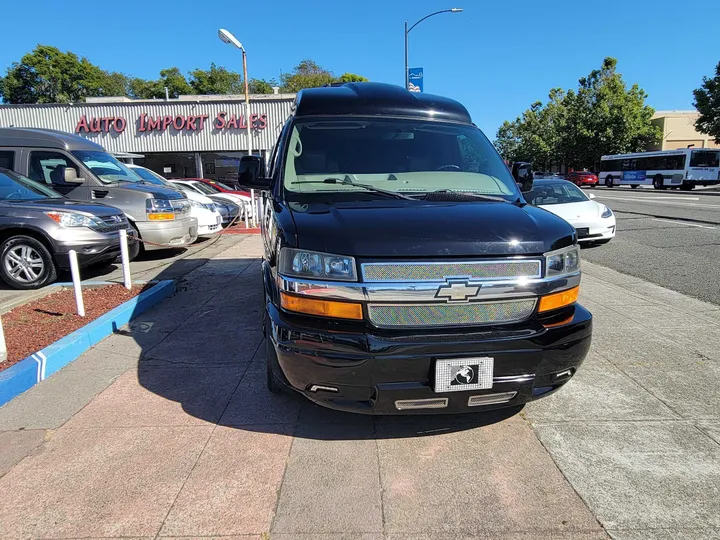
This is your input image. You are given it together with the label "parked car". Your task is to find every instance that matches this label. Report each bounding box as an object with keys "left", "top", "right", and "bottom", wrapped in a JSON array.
[
  {"left": 566, "top": 171, "right": 599, "bottom": 187},
  {"left": 525, "top": 179, "right": 615, "bottom": 244},
  {"left": 126, "top": 165, "right": 222, "bottom": 237},
  {"left": 211, "top": 199, "right": 241, "bottom": 227},
  {"left": 190, "top": 178, "right": 251, "bottom": 198},
  {"left": 0, "top": 168, "right": 132, "bottom": 289},
  {"left": 0, "top": 128, "right": 197, "bottom": 259},
  {"left": 168, "top": 179, "right": 251, "bottom": 220},
  {"left": 240, "top": 82, "right": 591, "bottom": 415}
]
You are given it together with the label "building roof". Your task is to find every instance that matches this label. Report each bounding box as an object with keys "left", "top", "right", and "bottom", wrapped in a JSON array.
[
  {"left": 293, "top": 82, "right": 472, "bottom": 124},
  {"left": 651, "top": 110, "right": 699, "bottom": 118},
  {"left": 0, "top": 127, "right": 104, "bottom": 150},
  {"left": 85, "top": 93, "right": 296, "bottom": 104}
]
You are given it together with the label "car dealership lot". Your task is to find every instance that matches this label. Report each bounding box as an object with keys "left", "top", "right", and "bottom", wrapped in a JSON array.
[{"left": 0, "top": 235, "right": 719, "bottom": 539}]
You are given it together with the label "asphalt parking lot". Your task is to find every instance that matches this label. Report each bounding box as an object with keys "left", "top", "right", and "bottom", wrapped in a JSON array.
[{"left": 1, "top": 235, "right": 719, "bottom": 539}]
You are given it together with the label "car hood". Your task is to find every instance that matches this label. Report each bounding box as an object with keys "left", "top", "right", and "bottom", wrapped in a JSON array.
[
  {"left": 1, "top": 198, "right": 123, "bottom": 217},
  {"left": 288, "top": 200, "right": 575, "bottom": 257},
  {"left": 539, "top": 201, "right": 600, "bottom": 222}
]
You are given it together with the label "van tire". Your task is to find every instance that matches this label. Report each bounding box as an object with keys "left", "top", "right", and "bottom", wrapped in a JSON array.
[
  {"left": 266, "top": 339, "right": 284, "bottom": 394},
  {"left": 0, "top": 236, "right": 57, "bottom": 290},
  {"left": 605, "top": 176, "right": 614, "bottom": 187}
]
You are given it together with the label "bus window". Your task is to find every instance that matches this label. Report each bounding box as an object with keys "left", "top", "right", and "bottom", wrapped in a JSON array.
[{"left": 690, "top": 150, "right": 720, "bottom": 168}]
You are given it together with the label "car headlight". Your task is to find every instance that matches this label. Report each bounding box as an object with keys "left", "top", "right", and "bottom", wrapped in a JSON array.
[
  {"left": 188, "top": 199, "right": 205, "bottom": 209},
  {"left": 146, "top": 198, "right": 176, "bottom": 221},
  {"left": 545, "top": 245, "right": 580, "bottom": 277},
  {"left": 205, "top": 203, "right": 217, "bottom": 211},
  {"left": 600, "top": 205, "right": 613, "bottom": 219},
  {"left": 279, "top": 248, "right": 357, "bottom": 281},
  {"left": 45, "top": 211, "right": 104, "bottom": 228}
]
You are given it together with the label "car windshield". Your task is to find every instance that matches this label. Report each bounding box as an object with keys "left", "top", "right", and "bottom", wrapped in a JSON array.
[
  {"left": 72, "top": 151, "right": 142, "bottom": 184},
  {"left": 0, "top": 168, "right": 63, "bottom": 200},
  {"left": 211, "top": 181, "right": 235, "bottom": 191},
  {"left": 526, "top": 181, "right": 588, "bottom": 205},
  {"left": 193, "top": 182, "right": 220, "bottom": 195},
  {"left": 282, "top": 118, "right": 520, "bottom": 202}
]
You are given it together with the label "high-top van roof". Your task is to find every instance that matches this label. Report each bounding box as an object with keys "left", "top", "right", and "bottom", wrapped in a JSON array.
[
  {"left": 294, "top": 82, "right": 473, "bottom": 125},
  {"left": 0, "top": 127, "right": 104, "bottom": 151}
]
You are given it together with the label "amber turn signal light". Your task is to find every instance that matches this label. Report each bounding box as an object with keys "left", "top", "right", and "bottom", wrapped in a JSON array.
[
  {"left": 538, "top": 286, "right": 580, "bottom": 313},
  {"left": 147, "top": 213, "right": 175, "bottom": 221},
  {"left": 280, "top": 292, "right": 363, "bottom": 320}
]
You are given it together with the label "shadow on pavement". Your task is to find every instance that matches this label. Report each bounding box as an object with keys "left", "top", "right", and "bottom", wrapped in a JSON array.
[{"left": 127, "top": 254, "right": 523, "bottom": 441}]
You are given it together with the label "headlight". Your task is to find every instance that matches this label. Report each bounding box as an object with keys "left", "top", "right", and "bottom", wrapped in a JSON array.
[
  {"left": 205, "top": 203, "right": 217, "bottom": 211},
  {"left": 188, "top": 199, "right": 205, "bottom": 209},
  {"left": 279, "top": 248, "right": 357, "bottom": 281},
  {"left": 600, "top": 206, "right": 613, "bottom": 218},
  {"left": 545, "top": 245, "right": 580, "bottom": 277},
  {"left": 45, "top": 211, "right": 103, "bottom": 228},
  {"left": 146, "top": 198, "right": 176, "bottom": 221}
]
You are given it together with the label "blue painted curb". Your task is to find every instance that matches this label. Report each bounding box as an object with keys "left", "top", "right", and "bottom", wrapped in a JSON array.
[{"left": 0, "top": 280, "right": 176, "bottom": 407}]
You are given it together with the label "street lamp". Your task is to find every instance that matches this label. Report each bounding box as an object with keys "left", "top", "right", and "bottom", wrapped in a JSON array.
[
  {"left": 404, "top": 8, "right": 463, "bottom": 90},
  {"left": 218, "top": 28, "right": 252, "bottom": 155}
]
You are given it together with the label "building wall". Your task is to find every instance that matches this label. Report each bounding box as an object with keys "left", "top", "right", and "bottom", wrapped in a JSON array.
[
  {"left": 650, "top": 111, "right": 717, "bottom": 151},
  {"left": 0, "top": 97, "right": 294, "bottom": 154}
]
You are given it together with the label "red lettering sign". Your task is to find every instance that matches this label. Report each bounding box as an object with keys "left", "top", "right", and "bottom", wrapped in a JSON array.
[
  {"left": 75, "top": 116, "right": 127, "bottom": 134},
  {"left": 77, "top": 112, "right": 268, "bottom": 135}
]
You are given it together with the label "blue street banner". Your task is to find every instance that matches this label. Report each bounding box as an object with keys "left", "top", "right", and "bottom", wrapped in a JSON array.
[{"left": 408, "top": 67, "right": 423, "bottom": 92}]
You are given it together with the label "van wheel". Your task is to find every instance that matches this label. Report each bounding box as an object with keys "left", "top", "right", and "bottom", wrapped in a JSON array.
[
  {"left": 605, "top": 176, "right": 614, "bottom": 187},
  {"left": 266, "top": 338, "right": 284, "bottom": 394},
  {"left": 0, "top": 236, "right": 57, "bottom": 290},
  {"left": 653, "top": 175, "right": 665, "bottom": 190}
]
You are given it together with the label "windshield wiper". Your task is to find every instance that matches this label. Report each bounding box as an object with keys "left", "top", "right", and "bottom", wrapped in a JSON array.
[
  {"left": 423, "top": 189, "right": 509, "bottom": 202},
  {"left": 291, "top": 175, "right": 415, "bottom": 201}
]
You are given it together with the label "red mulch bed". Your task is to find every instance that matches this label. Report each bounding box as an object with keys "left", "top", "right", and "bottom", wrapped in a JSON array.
[{"left": 0, "top": 284, "right": 148, "bottom": 371}]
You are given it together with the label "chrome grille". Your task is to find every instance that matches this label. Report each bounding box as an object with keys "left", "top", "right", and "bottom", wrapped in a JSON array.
[
  {"left": 96, "top": 214, "right": 128, "bottom": 233},
  {"left": 362, "top": 260, "right": 542, "bottom": 282},
  {"left": 368, "top": 299, "right": 537, "bottom": 328}
]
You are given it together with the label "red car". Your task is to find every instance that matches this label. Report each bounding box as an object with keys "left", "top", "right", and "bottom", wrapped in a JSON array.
[
  {"left": 183, "top": 178, "right": 251, "bottom": 198},
  {"left": 566, "top": 171, "right": 599, "bottom": 187}
]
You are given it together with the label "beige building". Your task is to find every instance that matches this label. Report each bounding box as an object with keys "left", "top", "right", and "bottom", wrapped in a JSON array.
[{"left": 649, "top": 110, "right": 717, "bottom": 151}]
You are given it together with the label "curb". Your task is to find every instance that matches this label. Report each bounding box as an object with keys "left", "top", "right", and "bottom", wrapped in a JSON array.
[
  {"left": 0, "top": 280, "right": 176, "bottom": 407},
  {"left": 225, "top": 228, "right": 261, "bottom": 234}
]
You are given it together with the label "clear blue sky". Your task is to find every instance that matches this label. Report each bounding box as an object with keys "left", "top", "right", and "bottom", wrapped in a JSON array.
[{"left": 1, "top": 0, "right": 718, "bottom": 137}]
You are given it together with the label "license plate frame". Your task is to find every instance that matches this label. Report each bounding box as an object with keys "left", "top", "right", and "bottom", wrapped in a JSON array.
[
  {"left": 576, "top": 227, "right": 589, "bottom": 238},
  {"left": 434, "top": 357, "right": 494, "bottom": 393}
]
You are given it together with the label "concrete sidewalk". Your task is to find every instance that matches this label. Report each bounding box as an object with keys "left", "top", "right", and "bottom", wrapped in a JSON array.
[{"left": 0, "top": 236, "right": 718, "bottom": 539}]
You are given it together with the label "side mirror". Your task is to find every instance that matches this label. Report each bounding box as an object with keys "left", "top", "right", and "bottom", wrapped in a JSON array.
[
  {"left": 64, "top": 167, "right": 84, "bottom": 184},
  {"left": 238, "top": 155, "right": 271, "bottom": 189},
  {"left": 511, "top": 162, "right": 534, "bottom": 193},
  {"left": 588, "top": 192, "right": 596, "bottom": 199}
]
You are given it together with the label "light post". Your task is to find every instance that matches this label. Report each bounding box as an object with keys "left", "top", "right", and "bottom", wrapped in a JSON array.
[
  {"left": 404, "top": 8, "right": 463, "bottom": 90},
  {"left": 218, "top": 29, "right": 252, "bottom": 155}
]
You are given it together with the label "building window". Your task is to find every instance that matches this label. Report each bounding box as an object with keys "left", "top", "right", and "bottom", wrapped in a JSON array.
[
  {"left": 136, "top": 152, "right": 197, "bottom": 179},
  {"left": 200, "top": 151, "right": 247, "bottom": 184}
]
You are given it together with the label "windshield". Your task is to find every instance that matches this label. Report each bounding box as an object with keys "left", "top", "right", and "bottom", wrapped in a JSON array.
[
  {"left": 690, "top": 150, "right": 720, "bottom": 168},
  {"left": 72, "top": 151, "right": 142, "bottom": 184},
  {"left": 282, "top": 118, "right": 520, "bottom": 202},
  {"left": 193, "top": 182, "right": 220, "bottom": 195},
  {"left": 131, "top": 167, "right": 166, "bottom": 185},
  {"left": 0, "top": 169, "right": 63, "bottom": 201},
  {"left": 211, "top": 181, "right": 235, "bottom": 191},
  {"left": 526, "top": 181, "right": 588, "bottom": 205}
]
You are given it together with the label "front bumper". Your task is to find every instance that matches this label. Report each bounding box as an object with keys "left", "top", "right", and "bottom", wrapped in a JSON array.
[
  {"left": 136, "top": 216, "right": 198, "bottom": 250},
  {"left": 52, "top": 228, "right": 136, "bottom": 269},
  {"left": 266, "top": 302, "right": 592, "bottom": 415}
]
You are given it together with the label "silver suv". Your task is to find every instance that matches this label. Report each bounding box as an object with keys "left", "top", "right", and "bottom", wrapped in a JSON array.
[
  {"left": 0, "top": 128, "right": 197, "bottom": 258},
  {"left": 0, "top": 168, "right": 131, "bottom": 289}
]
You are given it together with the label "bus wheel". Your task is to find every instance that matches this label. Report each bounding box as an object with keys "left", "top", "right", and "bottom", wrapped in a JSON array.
[
  {"left": 631, "top": 185, "right": 639, "bottom": 189},
  {"left": 681, "top": 181, "right": 694, "bottom": 191},
  {"left": 653, "top": 175, "right": 665, "bottom": 190},
  {"left": 605, "top": 176, "right": 614, "bottom": 187}
]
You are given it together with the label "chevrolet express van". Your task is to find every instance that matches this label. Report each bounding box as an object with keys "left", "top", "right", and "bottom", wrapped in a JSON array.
[
  {"left": 0, "top": 128, "right": 197, "bottom": 258},
  {"left": 239, "top": 82, "right": 592, "bottom": 415}
]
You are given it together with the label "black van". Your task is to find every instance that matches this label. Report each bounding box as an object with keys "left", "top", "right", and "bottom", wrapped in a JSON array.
[{"left": 240, "top": 82, "right": 591, "bottom": 414}]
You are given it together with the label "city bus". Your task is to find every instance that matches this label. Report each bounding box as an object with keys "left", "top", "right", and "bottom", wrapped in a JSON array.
[{"left": 599, "top": 148, "right": 720, "bottom": 190}]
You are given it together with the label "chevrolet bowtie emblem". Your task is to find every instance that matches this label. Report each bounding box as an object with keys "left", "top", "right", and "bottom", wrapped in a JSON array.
[{"left": 435, "top": 280, "right": 482, "bottom": 302}]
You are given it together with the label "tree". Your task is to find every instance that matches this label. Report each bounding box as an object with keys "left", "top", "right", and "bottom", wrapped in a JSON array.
[
  {"left": 336, "top": 72, "right": 369, "bottom": 83},
  {"left": 693, "top": 61, "right": 720, "bottom": 144},
  {"left": 494, "top": 57, "right": 661, "bottom": 171},
  {"left": 248, "top": 78, "right": 276, "bottom": 94},
  {"left": 129, "top": 67, "right": 192, "bottom": 99},
  {"left": 189, "top": 63, "right": 243, "bottom": 95},
  {"left": 280, "top": 60, "right": 335, "bottom": 92},
  {"left": 0, "top": 45, "right": 129, "bottom": 104}
]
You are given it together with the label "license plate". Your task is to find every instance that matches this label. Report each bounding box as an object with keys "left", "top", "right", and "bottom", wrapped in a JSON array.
[
  {"left": 434, "top": 357, "right": 494, "bottom": 393},
  {"left": 576, "top": 227, "right": 589, "bottom": 238}
]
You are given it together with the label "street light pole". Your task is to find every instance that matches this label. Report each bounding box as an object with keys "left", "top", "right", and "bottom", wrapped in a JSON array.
[
  {"left": 404, "top": 8, "right": 463, "bottom": 90},
  {"left": 242, "top": 48, "right": 251, "bottom": 156}
]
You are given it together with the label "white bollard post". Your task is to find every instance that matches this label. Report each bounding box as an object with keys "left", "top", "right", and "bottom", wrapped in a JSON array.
[
  {"left": 250, "top": 188, "right": 256, "bottom": 227},
  {"left": 244, "top": 202, "right": 250, "bottom": 229},
  {"left": 0, "top": 314, "right": 6, "bottom": 363},
  {"left": 256, "top": 196, "right": 262, "bottom": 229},
  {"left": 119, "top": 229, "right": 132, "bottom": 290},
  {"left": 68, "top": 250, "right": 85, "bottom": 317}
]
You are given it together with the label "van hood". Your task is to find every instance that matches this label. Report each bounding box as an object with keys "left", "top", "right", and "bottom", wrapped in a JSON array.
[
  {"left": 288, "top": 201, "right": 575, "bottom": 257},
  {"left": 1, "top": 198, "right": 123, "bottom": 217},
  {"left": 112, "top": 181, "right": 185, "bottom": 199}
]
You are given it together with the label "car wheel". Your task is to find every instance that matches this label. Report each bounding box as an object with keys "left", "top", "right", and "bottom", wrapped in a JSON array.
[
  {"left": 631, "top": 185, "right": 639, "bottom": 189},
  {"left": 127, "top": 222, "right": 141, "bottom": 261},
  {"left": 653, "top": 175, "right": 665, "bottom": 190},
  {"left": 0, "top": 236, "right": 57, "bottom": 290},
  {"left": 605, "top": 176, "right": 614, "bottom": 188}
]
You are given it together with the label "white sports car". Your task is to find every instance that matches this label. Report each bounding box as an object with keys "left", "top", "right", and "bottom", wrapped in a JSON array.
[{"left": 526, "top": 179, "right": 616, "bottom": 244}]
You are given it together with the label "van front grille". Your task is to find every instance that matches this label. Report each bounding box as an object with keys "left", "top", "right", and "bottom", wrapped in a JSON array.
[
  {"left": 367, "top": 299, "right": 537, "bottom": 328},
  {"left": 361, "top": 260, "right": 542, "bottom": 282}
]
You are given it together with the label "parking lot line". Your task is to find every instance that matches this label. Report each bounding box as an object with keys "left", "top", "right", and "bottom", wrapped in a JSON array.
[{"left": 653, "top": 218, "right": 716, "bottom": 229}]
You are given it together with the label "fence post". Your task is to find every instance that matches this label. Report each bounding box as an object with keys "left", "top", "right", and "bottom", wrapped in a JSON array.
[
  {"left": 119, "top": 229, "right": 132, "bottom": 290},
  {"left": 68, "top": 250, "right": 85, "bottom": 317}
]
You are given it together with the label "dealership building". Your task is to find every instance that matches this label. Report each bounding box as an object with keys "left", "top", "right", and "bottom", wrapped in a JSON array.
[{"left": 0, "top": 92, "right": 296, "bottom": 182}]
